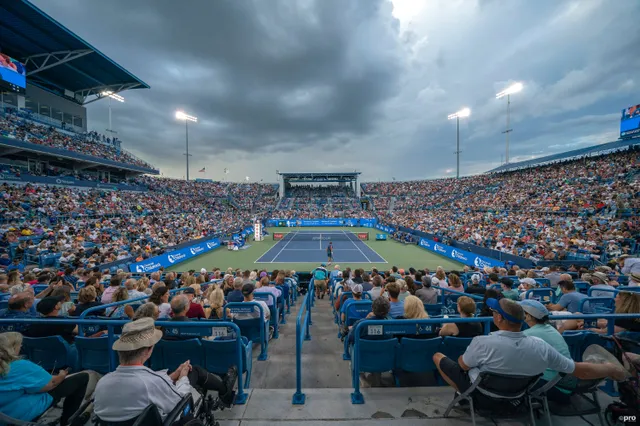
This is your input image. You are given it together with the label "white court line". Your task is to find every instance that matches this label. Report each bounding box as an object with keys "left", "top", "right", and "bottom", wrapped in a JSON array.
[
  {"left": 254, "top": 260, "right": 380, "bottom": 264},
  {"left": 269, "top": 230, "right": 299, "bottom": 263},
  {"left": 280, "top": 248, "right": 360, "bottom": 251},
  {"left": 343, "top": 230, "right": 372, "bottom": 263},
  {"left": 344, "top": 230, "right": 389, "bottom": 264},
  {"left": 319, "top": 233, "right": 322, "bottom": 250}
]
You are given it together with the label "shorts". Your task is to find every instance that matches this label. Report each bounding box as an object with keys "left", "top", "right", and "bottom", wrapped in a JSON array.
[
  {"left": 315, "top": 280, "right": 327, "bottom": 292},
  {"left": 439, "top": 356, "right": 472, "bottom": 393}
]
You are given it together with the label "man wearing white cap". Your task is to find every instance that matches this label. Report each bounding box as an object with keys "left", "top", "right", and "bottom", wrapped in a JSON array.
[
  {"left": 619, "top": 255, "right": 640, "bottom": 276},
  {"left": 588, "top": 272, "right": 616, "bottom": 297},
  {"left": 629, "top": 272, "right": 640, "bottom": 287},
  {"left": 94, "top": 318, "right": 237, "bottom": 422}
]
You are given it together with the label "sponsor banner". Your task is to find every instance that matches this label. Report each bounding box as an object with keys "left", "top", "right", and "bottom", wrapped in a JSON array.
[
  {"left": 418, "top": 237, "right": 503, "bottom": 268},
  {"left": 0, "top": 172, "right": 146, "bottom": 191},
  {"left": 129, "top": 238, "right": 221, "bottom": 273},
  {"left": 374, "top": 223, "right": 395, "bottom": 233},
  {"left": 267, "top": 218, "right": 378, "bottom": 228}
]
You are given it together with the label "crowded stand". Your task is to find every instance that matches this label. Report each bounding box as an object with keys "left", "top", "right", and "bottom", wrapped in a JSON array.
[
  {"left": 276, "top": 185, "right": 372, "bottom": 219},
  {"left": 369, "top": 148, "right": 640, "bottom": 263},
  {"left": 0, "top": 110, "right": 157, "bottom": 171}
]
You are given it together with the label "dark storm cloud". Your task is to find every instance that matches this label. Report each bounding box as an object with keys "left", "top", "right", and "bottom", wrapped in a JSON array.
[
  {"left": 29, "top": 0, "right": 640, "bottom": 180},
  {"left": 31, "top": 0, "right": 402, "bottom": 163}
]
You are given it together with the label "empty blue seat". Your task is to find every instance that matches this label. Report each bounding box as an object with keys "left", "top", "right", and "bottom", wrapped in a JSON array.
[
  {"left": 396, "top": 337, "right": 442, "bottom": 373},
  {"left": 424, "top": 303, "right": 444, "bottom": 316},
  {"left": 563, "top": 331, "right": 603, "bottom": 362},
  {"left": 75, "top": 336, "right": 112, "bottom": 374},
  {"left": 202, "top": 338, "right": 253, "bottom": 388},
  {"left": 21, "top": 336, "right": 78, "bottom": 372},
  {"left": 352, "top": 338, "right": 397, "bottom": 388},
  {"left": 155, "top": 339, "right": 203, "bottom": 371}
]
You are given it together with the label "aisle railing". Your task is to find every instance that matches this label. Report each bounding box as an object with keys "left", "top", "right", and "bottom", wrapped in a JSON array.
[{"left": 292, "top": 280, "right": 314, "bottom": 404}]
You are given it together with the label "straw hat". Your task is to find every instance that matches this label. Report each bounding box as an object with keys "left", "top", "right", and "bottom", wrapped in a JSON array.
[{"left": 112, "top": 317, "right": 162, "bottom": 351}]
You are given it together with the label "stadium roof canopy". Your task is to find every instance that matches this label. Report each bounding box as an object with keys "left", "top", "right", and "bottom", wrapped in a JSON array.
[
  {"left": 0, "top": 0, "right": 149, "bottom": 105},
  {"left": 486, "top": 138, "right": 640, "bottom": 174}
]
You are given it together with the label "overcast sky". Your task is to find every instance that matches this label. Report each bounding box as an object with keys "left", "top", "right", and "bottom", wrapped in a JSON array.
[{"left": 32, "top": 0, "right": 640, "bottom": 182}]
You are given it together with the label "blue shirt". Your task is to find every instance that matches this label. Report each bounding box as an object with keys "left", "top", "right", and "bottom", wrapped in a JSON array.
[
  {"left": 227, "top": 290, "right": 244, "bottom": 303},
  {"left": 557, "top": 291, "right": 590, "bottom": 313},
  {"left": 0, "top": 359, "right": 53, "bottom": 421},
  {"left": 389, "top": 300, "right": 405, "bottom": 318}
]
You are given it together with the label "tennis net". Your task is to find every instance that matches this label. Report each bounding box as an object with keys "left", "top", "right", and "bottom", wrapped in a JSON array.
[{"left": 272, "top": 232, "right": 369, "bottom": 241}]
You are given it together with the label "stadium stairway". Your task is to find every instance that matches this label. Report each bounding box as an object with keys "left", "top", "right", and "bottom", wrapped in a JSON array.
[
  {"left": 388, "top": 196, "right": 395, "bottom": 214},
  {"left": 249, "top": 294, "right": 351, "bottom": 388},
  {"left": 218, "top": 296, "right": 616, "bottom": 425}
]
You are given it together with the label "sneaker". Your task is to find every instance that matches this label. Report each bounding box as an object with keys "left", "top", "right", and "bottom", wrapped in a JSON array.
[{"left": 220, "top": 366, "right": 238, "bottom": 407}]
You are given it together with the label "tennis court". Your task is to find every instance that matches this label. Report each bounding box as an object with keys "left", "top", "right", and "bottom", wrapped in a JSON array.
[{"left": 255, "top": 230, "right": 387, "bottom": 264}]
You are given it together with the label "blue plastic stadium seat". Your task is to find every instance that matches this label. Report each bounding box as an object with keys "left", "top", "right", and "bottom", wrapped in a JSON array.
[
  {"left": 234, "top": 317, "right": 267, "bottom": 345},
  {"left": 396, "top": 337, "right": 442, "bottom": 373},
  {"left": 442, "top": 336, "right": 473, "bottom": 361},
  {"left": 155, "top": 339, "right": 203, "bottom": 372},
  {"left": 562, "top": 331, "right": 603, "bottom": 362},
  {"left": 352, "top": 338, "right": 398, "bottom": 388},
  {"left": 424, "top": 303, "right": 444, "bottom": 316},
  {"left": 202, "top": 338, "right": 253, "bottom": 388},
  {"left": 21, "top": 336, "right": 78, "bottom": 372},
  {"left": 75, "top": 336, "right": 113, "bottom": 374}
]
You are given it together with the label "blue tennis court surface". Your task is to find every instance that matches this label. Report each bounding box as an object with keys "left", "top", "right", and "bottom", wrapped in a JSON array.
[{"left": 256, "top": 231, "right": 387, "bottom": 264}]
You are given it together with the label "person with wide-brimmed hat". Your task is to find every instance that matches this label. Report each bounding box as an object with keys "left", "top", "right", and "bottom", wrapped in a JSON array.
[{"left": 93, "top": 318, "right": 237, "bottom": 423}]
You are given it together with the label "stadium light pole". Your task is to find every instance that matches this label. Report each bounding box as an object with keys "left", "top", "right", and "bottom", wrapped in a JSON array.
[
  {"left": 101, "top": 91, "right": 124, "bottom": 136},
  {"left": 447, "top": 107, "right": 471, "bottom": 179},
  {"left": 496, "top": 82, "right": 523, "bottom": 164},
  {"left": 175, "top": 111, "right": 197, "bottom": 181}
]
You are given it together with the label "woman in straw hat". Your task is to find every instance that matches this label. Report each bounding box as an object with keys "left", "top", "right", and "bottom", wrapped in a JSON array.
[{"left": 93, "top": 318, "right": 237, "bottom": 423}]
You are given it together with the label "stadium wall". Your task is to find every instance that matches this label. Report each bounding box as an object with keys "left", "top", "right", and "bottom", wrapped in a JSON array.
[
  {"left": 26, "top": 84, "right": 87, "bottom": 131},
  {"left": 265, "top": 218, "right": 377, "bottom": 227}
]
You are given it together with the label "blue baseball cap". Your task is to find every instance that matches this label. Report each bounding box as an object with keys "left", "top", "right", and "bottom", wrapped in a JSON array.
[
  {"left": 519, "top": 299, "right": 549, "bottom": 320},
  {"left": 485, "top": 298, "right": 524, "bottom": 324},
  {"left": 320, "top": 263, "right": 326, "bottom": 267}
]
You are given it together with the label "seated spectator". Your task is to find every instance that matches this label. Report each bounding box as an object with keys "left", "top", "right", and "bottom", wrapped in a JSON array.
[
  {"left": 448, "top": 274, "right": 464, "bottom": 292},
  {"left": 518, "top": 278, "right": 539, "bottom": 300},
  {"left": 101, "top": 276, "right": 122, "bottom": 304},
  {"left": 132, "top": 302, "right": 159, "bottom": 321},
  {"left": 439, "top": 296, "right": 483, "bottom": 338},
  {"left": 367, "top": 275, "right": 384, "bottom": 300},
  {"left": 519, "top": 300, "right": 573, "bottom": 402},
  {"left": 137, "top": 277, "right": 152, "bottom": 296},
  {"left": 0, "top": 332, "right": 90, "bottom": 425},
  {"left": 51, "top": 287, "right": 75, "bottom": 316},
  {"left": 104, "top": 287, "right": 134, "bottom": 319},
  {"left": 347, "top": 296, "right": 391, "bottom": 346},
  {"left": 588, "top": 291, "right": 640, "bottom": 334},
  {"left": 478, "top": 289, "right": 501, "bottom": 333},
  {"left": 386, "top": 282, "right": 404, "bottom": 318},
  {"left": 340, "top": 283, "right": 364, "bottom": 330},
  {"left": 226, "top": 279, "right": 244, "bottom": 303},
  {"left": 466, "top": 274, "right": 485, "bottom": 296},
  {"left": 207, "top": 287, "right": 230, "bottom": 320},
  {"left": 235, "top": 284, "right": 270, "bottom": 323},
  {"left": 0, "top": 292, "right": 37, "bottom": 332},
  {"left": 587, "top": 272, "right": 616, "bottom": 298},
  {"left": 71, "top": 286, "right": 104, "bottom": 317},
  {"left": 23, "top": 296, "right": 77, "bottom": 343},
  {"left": 432, "top": 298, "right": 626, "bottom": 399},
  {"left": 148, "top": 286, "right": 171, "bottom": 319},
  {"left": 548, "top": 280, "right": 589, "bottom": 313},
  {"left": 254, "top": 276, "right": 282, "bottom": 306},
  {"left": 182, "top": 287, "right": 206, "bottom": 319},
  {"left": 125, "top": 278, "right": 147, "bottom": 300},
  {"left": 169, "top": 295, "right": 190, "bottom": 321},
  {"left": 500, "top": 278, "right": 519, "bottom": 301},
  {"left": 330, "top": 265, "right": 341, "bottom": 281},
  {"left": 93, "top": 318, "right": 237, "bottom": 422},
  {"left": 416, "top": 276, "right": 438, "bottom": 304},
  {"left": 397, "top": 279, "right": 409, "bottom": 301}
]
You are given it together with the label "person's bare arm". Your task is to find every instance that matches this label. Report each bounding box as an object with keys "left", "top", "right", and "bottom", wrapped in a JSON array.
[
  {"left": 457, "top": 356, "right": 471, "bottom": 371},
  {"left": 38, "top": 369, "right": 68, "bottom": 392},
  {"left": 439, "top": 323, "right": 458, "bottom": 337},
  {"left": 573, "top": 362, "right": 626, "bottom": 381}
]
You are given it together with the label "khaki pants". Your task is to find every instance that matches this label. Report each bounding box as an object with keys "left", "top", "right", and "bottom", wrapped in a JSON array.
[{"left": 315, "top": 280, "right": 327, "bottom": 293}]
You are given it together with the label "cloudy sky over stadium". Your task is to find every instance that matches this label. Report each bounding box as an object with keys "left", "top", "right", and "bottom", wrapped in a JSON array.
[{"left": 33, "top": 0, "right": 640, "bottom": 182}]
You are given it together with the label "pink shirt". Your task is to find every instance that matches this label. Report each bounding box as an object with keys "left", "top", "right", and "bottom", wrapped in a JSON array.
[{"left": 101, "top": 286, "right": 119, "bottom": 304}]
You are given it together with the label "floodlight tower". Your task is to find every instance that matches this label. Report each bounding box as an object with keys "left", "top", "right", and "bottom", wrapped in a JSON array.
[
  {"left": 175, "top": 111, "right": 197, "bottom": 181},
  {"left": 102, "top": 91, "right": 124, "bottom": 136},
  {"left": 447, "top": 107, "right": 471, "bottom": 179},
  {"left": 495, "top": 82, "right": 523, "bottom": 164}
]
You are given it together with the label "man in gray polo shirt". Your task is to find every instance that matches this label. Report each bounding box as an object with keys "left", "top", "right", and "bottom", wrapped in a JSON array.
[{"left": 432, "top": 298, "right": 626, "bottom": 394}]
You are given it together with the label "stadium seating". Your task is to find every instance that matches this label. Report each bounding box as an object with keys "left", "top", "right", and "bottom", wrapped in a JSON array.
[{"left": 21, "top": 335, "right": 78, "bottom": 372}]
